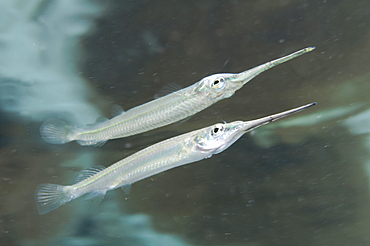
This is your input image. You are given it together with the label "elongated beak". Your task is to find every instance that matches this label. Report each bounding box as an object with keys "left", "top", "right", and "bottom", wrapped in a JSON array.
[
  {"left": 231, "top": 47, "right": 315, "bottom": 85},
  {"left": 240, "top": 102, "right": 317, "bottom": 132},
  {"left": 213, "top": 102, "right": 317, "bottom": 154}
]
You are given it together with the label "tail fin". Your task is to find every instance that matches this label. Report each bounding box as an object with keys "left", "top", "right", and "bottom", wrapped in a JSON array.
[
  {"left": 34, "top": 184, "right": 73, "bottom": 215},
  {"left": 40, "top": 119, "right": 75, "bottom": 144}
]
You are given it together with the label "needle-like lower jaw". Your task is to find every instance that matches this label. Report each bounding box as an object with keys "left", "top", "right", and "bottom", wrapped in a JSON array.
[
  {"left": 234, "top": 47, "right": 316, "bottom": 85},
  {"left": 241, "top": 102, "right": 317, "bottom": 132},
  {"left": 213, "top": 102, "right": 316, "bottom": 155}
]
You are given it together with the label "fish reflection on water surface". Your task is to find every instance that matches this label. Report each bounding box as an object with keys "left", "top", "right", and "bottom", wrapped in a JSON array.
[{"left": 35, "top": 103, "right": 316, "bottom": 215}]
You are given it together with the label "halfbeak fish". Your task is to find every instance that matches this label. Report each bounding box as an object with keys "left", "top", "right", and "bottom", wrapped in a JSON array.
[
  {"left": 40, "top": 47, "right": 315, "bottom": 146},
  {"left": 35, "top": 102, "right": 316, "bottom": 215}
]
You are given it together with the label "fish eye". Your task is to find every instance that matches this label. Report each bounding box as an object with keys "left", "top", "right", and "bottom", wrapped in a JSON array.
[
  {"left": 211, "top": 77, "right": 225, "bottom": 90},
  {"left": 211, "top": 124, "right": 223, "bottom": 136}
]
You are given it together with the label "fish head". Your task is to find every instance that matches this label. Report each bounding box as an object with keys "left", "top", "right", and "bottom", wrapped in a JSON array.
[
  {"left": 194, "top": 102, "right": 316, "bottom": 155},
  {"left": 193, "top": 73, "right": 245, "bottom": 101},
  {"left": 194, "top": 119, "right": 269, "bottom": 156},
  {"left": 193, "top": 47, "right": 315, "bottom": 102},
  {"left": 194, "top": 121, "right": 246, "bottom": 155}
]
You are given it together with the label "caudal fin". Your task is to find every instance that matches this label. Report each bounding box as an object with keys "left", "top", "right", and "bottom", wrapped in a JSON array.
[
  {"left": 35, "top": 184, "right": 72, "bottom": 215},
  {"left": 40, "top": 119, "right": 75, "bottom": 144}
]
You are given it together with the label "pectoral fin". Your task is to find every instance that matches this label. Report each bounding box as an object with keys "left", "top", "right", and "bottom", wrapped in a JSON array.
[{"left": 154, "top": 82, "right": 183, "bottom": 99}]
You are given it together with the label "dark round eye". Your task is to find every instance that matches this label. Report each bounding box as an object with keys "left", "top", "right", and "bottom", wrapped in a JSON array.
[
  {"left": 211, "top": 125, "right": 223, "bottom": 136},
  {"left": 211, "top": 77, "right": 225, "bottom": 89}
]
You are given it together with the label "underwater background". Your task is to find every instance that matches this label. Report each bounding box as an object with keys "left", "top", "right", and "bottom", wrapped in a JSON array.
[{"left": 1, "top": 0, "right": 370, "bottom": 245}]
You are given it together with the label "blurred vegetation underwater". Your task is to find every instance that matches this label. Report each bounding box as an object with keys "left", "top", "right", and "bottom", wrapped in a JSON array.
[{"left": 0, "top": 0, "right": 370, "bottom": 246}]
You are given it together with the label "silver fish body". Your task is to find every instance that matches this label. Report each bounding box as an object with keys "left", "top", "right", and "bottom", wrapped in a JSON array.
[
  {"left": 72, "top": 85, "right": 212, "bottom": 145},
  {"left": 40, "top": 47, "right": 315, "bottom": 146},
  {"left": 35, "top": 102, "right": 316, "bottom": 215}
]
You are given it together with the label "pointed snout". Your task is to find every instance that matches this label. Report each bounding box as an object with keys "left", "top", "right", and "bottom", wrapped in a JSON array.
[
  {"left": 213, "top": 103, "right": 316, "bottom": 155},
  {"left": 231, "top": 47, "right": 315, "bottom": 86},
  {"left": 238, "top": 102, "right": 317, "bottom": 133}
]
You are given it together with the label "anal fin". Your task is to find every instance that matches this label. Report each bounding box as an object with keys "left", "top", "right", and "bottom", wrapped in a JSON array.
[
  {"left": 121, "top": 184, "right": 132, "bottom": 195},
  {"left": 83, "top": 191, "right": 106, "bottom": 205},
  {"left": 77, "top": 139, "right": 108, "bottom": 147}
]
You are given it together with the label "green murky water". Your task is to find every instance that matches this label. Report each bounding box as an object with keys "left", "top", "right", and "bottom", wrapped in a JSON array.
[{"left": 1, "top": 0, "right": 370, "bottom": 245}]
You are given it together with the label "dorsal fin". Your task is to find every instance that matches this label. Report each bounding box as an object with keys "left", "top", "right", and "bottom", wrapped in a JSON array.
[
  {"left": 96, "top": 116, "right": 109, "bottom": 123},
  {"left": 74, "top": 166, "right": 106, "bottom": 183},
  {"left": 111, "top": 104, "right": 125, "bottom": 117},
  {"left": 154, "top": 82, "right": 183, "bottom": 99},
  {"left": 87, "top": 116, "right": 109, "bottom": 127}
]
